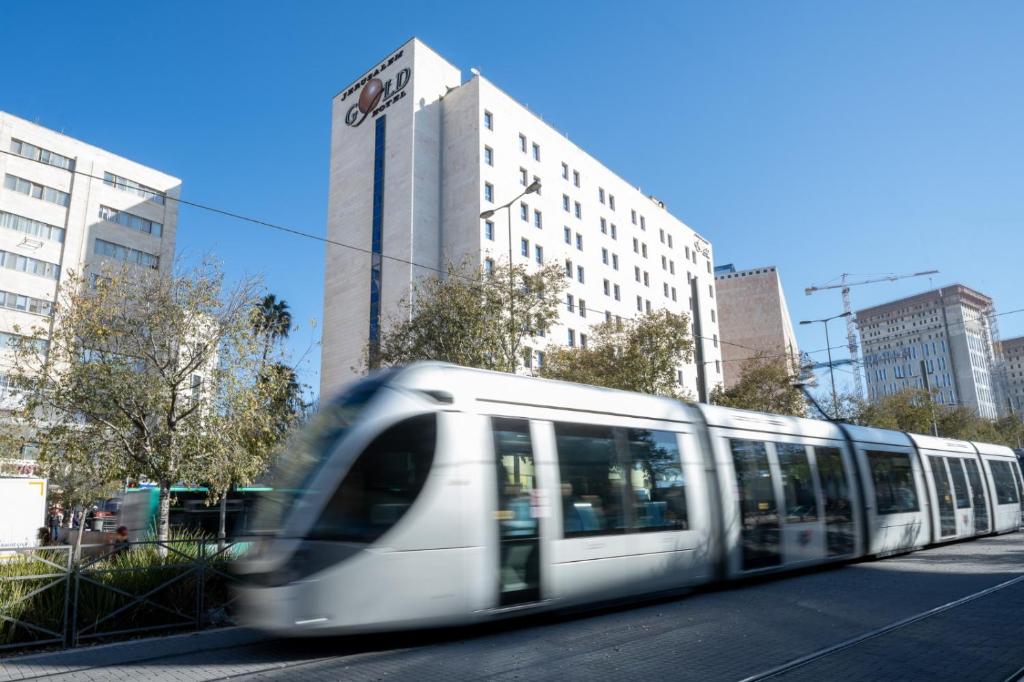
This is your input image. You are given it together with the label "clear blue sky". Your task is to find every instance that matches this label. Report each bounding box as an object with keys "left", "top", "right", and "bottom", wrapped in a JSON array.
[{"left": 3, "top": 1, "right": 1022, "bottom": 398}]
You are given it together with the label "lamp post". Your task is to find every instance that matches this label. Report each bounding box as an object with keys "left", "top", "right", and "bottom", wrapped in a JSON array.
[
  {"left": 480, "top": 180, "right": 541, "bottom": 372},
  {"left": 800, "top": 311, "right": 852, "bottom": 419}
]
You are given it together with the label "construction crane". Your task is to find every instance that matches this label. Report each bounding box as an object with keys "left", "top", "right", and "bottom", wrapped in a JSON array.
[{"left": 805, "top": 270, "right": 939, "bottom": 399}]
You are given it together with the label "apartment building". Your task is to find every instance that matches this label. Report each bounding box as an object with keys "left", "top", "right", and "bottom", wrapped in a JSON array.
[
  {"left": 1000, "top": 336, "right": 1024, "bottom": 418},
  {"left": 321, "top": 38, "right": 721, "bottom": 398},
  {"left": 0, "top": 111, "right": 180, "bottom": 469},
  {"left": 856, "top": 284, "right": 1001, "bottom": 419},
  {"left": 713, "top": 264, "right": 799, "bottom": 388}
]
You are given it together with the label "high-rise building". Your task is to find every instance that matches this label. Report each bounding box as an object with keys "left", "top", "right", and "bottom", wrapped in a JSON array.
[
  {"left": 999, "top": 336, "right": 1024, "bottom": 418},
  {"left": 321, "top": 39, "right": 721, "bottom": 398},
  {"left": 0, "top": 111, "right": 180, "bottom": 470},
  {"left": 713, "top": 264, "right": 799, "bottom": 388},
  {"left": 856, "top": 284, "right": 1001, "bottom": 419}
]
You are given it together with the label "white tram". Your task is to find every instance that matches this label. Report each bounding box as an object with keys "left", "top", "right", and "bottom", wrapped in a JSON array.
[{"left": 236, "top": 363, "right": 1024, "bottom": 634}]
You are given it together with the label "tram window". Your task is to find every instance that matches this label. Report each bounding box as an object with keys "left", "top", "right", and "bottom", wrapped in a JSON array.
[
  {"left": 309, "top": 413, "right": 437, "bottom": 543},
  {"left": 493, "top": 418, "right": 538, "bottom": 538},
  {"left": 989, "top": 461, "right": 1020, "bottom": 505},
  {"left": 949, "top": 459, "right": 971, "bottom": 508},
  {"left": 627, "top": 429, "right": 688, "bottom": 531},
  {"left": 775, "top": 443, "right": 818, "bottom": 523},
  {"left": 814, "top": 446, "right": 855, "bottom": 556},
  {"left": 1012, "top": 462, "right": 1024, "bottom": 513},
  {"left": 555, "top": 423, "right": 626, "bottom": 536},
  {"left": 867, "top": 451, "right": 919, "bottom": 514}
]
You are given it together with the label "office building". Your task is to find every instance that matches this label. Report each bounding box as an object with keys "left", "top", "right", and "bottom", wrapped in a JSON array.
[
  {"left": 1000, "top": 336, "right": 1024, "bottom": 418},
  {"left": 0, "top": 111, "right": 180, "bottom": 471},
  {"left": 713, "top": 264, "right": 799, "bottom": 388},
  {"left": 857, "top": 284, "right": 1001, "bottom": 419},
  {"left": 321, "top": 39, "right": 721, "bottom": 398}
]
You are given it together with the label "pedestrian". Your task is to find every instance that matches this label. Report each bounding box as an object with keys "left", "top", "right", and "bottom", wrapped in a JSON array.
[
  {"left": 48, "top": 509, "right": 60, "bottom": 540},
  {"left": 110, "top": 526, "right": 130, "bottom": 556}
]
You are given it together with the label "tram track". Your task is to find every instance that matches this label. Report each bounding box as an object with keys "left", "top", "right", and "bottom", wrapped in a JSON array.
[{"left": 741, "top": 571, "right": 1024, "bottom": 681}]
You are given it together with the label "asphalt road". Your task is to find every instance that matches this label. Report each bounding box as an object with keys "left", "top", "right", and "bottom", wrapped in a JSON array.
[{"left": 4, "top": 532, "right": 1024, "bottom": 681}]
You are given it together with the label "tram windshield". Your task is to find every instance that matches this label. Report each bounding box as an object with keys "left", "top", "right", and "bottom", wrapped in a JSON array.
[{"left": 249, "top": 371, "right": 395, "bottom": 535}]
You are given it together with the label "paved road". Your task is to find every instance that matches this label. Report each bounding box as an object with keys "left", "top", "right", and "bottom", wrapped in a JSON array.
[{"left": 4, "top": 533, "right": 1024, "bottom": 681}]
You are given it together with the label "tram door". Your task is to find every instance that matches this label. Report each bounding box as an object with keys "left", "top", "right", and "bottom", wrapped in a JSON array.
[
  {"left": 730, "top": 440, "right": 781, "bottom": 570},
  {"left": 492, "top": 418, "right": 541, "bottom": 606},
  {"left": 929, "top": 456, "right": 957, "bottom": 539},
  {"left": 964, "top": 458, "right": 990, "bottom": 534}
]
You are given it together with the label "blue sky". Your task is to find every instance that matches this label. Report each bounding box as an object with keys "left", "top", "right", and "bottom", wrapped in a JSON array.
[{"left": 3, "top": 1, "right": 1022, "bottom": 398}]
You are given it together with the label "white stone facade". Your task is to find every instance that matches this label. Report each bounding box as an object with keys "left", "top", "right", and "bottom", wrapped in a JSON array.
[
  {"left": 856, "top": 285, "right": 1001, "bottom": 419},
  {"left": 0, "top": 111, "right": 180, "bottom": 462},
  {"left": 713, "top": 265, "right": 799, "bottom": 389},
  {"left": 322, "top": 38, "right": 722, "bottom": 399}
]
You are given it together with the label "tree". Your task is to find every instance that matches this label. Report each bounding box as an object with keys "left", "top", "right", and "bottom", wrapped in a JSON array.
[
  {"left": 8, "top": 261, "right": 293, "bottom": 544},
  {"left": 710, "top": 354, "right": 807, "bottom": 416},
  {"left": 251, "top": 294, "right": 292, "bottom": 363},
  {"left": 539, "top": 310, "right": 694, "bottom": 398},
  {"left": 372, "top": 260, "right": 565, "bottom": 373}
]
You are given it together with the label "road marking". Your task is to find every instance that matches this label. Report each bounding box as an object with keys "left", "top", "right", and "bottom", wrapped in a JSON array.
[{"left": 739, "top": 572, "right": 1024, "bottom": 681}]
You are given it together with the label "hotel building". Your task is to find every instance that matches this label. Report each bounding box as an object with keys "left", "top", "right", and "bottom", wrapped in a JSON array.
[
  {"left": 0, "top": 111, "right": 180, "bottom": 470},
  {"left": 321, "top": 38, "right": 721, "bottom": 398},
  {"left": 856, "top": 285, "right": 1001, "bottom": 419}
]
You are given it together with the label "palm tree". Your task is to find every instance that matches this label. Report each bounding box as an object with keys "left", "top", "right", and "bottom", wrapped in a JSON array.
[{"left": 252, "top": 294, "right": 292, "bottom": 363}]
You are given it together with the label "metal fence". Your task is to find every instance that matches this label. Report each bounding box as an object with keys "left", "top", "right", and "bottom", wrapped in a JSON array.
[{"left": 0, "top": 539, "right": 243, "bottom": 653}]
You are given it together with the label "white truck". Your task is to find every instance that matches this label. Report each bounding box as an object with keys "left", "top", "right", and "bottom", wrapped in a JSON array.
[{"left": 0, "top": 477, "right": 48, "bottom": 549}]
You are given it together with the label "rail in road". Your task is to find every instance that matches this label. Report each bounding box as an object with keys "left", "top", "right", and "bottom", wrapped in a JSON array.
[{"left": 3, "top": 532, "right": 1024, "bottom": 681}]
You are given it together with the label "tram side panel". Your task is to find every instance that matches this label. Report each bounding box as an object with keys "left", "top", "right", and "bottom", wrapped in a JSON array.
[{"left": 846, "top": 433, "right": 930, "bottom": 556}]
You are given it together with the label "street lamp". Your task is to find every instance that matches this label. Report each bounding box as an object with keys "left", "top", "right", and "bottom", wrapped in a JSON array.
[
  {"left": 800, "top": 311, "right": 852, "bottom": 419},
  {"left": 480, "top": 180, "right": 541, "bottom": 371}
]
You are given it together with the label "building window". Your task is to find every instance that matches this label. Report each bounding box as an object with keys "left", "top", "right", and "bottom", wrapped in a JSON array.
[
  {"left": 612, "top": 254, "right": 619, "bottom": 270},
  {"left": 3, "top": 174, "right": 70, "bottom": 207},
  {"left": 645, "top": 300, "right": 652, "bottom": 314},
  {"left": 710, "top": 309, "right": 716, "bottom": 322},
  {"left": 610, "top": 224, "right": 617, "bottom": 240},
  {"left": 631, "top": 210, "right": 637, "bottom": 225},
  {"left": 669, "top": 261, "right": 675, "bottom": 275},
  {"left": 484, "top": 183, "right": 494, "bottom": 202},
  {"left": 0, "top": 288, "right": 52, "bottom": 316},
  {"left": 609, "top": 195, "right": 615, "bottom": 210},
  {"left": 567, "top": 294, "right": 575, "bottom": 312},
  {"left": 576, "top": 233, "right": 583, "bottom": 251},
  {"left": 635, "top": 266, "right": 641, "bottom": 282},
  {"left": 600, "top": 217, "right": 607, "bottom": 234},
  {"left": 633, "top": 238, "right": 639, "bottom": 253},
  {"left": 567, "top": 329, "right": 576, "bottom": 347},
  {"left": 519, "top": 167, "right": 528, "bottom": 186},
  {"left": 603, "top": 279, "right": 610, "bottom": 296},
  {"left": 599, "top": 188, "right": 605, "bottom": 204},
  {"left": 640, "top": 216, "right": 646, "bottom": 231},
  {"left": 534, "top": 209, "right": 543, "bottom": 228},
  {"left": 484, "top": 220, "right": 495, "bottom": 241},
  {"left": 636, "top": 296, "right": 643, "bottom": 312},
  {"left": 606, "top": 310, "right": 612, "bottom": 322},
  {"left": 0, "top": 250, "right": 59, "bottom": 280},
  {"left": 521, "top": 238, "right": 529, "bottom": 257},
  {"left": 535, "top": 245, "right": 544, "bottom": 264},
  {"left": 532, "top": 143, "right": 541, "bottom": 161},
  {"left": 601, "top": 248, "right": 609, "bottom": 265},
  {"left": 565, "top": 259, "right": 573, "bottom": 278},
  {"left": 659, "top": 229, "right": 665, "bottom": 243},
  {"left": 564, "top": 226, "right": 572, "bottom": 244},
  {"left": 662, "top": 255, "right": 667, "bottom": 270},
  {"left": 577, "top": 265, "right": 585, "bottom": 283},
  {"left": 103, "top": 171, "right": 164, "bottom": 205},
  {"left": 671, "top": 287, "right": 677, "bottom": 301},
  {"left": 535, "top": 350, "right": 545, "bottom": 367},
  {"left": 0, "top": 211, "right": 64, "bottom": 243},
  {"left": 99, "top": 206, "right": 163, "bottom": 237},
  {"left": 573, "top": 170, "right": 580, "bottom": 187},
  {"left": 484, "top": 110, "right": 493, "bottom": 130},
  {"left": 664, "top": 282, "right": 669, "bottom": 297},
  {"left": 484, "top": 146, "right": 494, "bottom": 166},
  {"left": 642, "top": 243, "right": 648, "bottom": 258},
  {"left": 94, "top": 238, "right": 159, "bottom": 269},
  {"left": 10, "top": 139, "right": 74, "bottom": 171},
  {"left": 533, "top": 175, "right": 542, "bottom": 194},
  {"left": 561, "top": 162, "right": 569, "bottom": 179},
  {"left": 563, "top": 194, "right": 570, "bottom": 212},
  {"left": 614, "top": 284, "right": 621, "bottom": 301},
  {"left": 580, "top": 333, "right": 588, "bottom": 348},
  {"left": 519, "top": 134, "right": 527, "bottom": 152},
  {"left": 520, "top": 202, "right": 529, "bottom": 221},
  {"left": 485, "top": 258, "right": 495, "bottom": 276},
  {"left": 643, "top": 271, "right": 649, "bottom": 287},
  {"left": 667, "top": 234, "right": 673, "bottom": 248},
  {"left": 574, "top": 202, "right": 582, "bottom": 219}
]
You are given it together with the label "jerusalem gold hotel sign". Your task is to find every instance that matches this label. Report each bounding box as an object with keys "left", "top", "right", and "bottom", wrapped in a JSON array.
[{"left": 340, "top": 48, "right": 411, "bottom": 128}]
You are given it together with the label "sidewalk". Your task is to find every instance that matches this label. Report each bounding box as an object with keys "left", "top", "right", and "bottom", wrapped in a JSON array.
[{"left": 0, "top": 627, "right": 269, "bottom": 681}]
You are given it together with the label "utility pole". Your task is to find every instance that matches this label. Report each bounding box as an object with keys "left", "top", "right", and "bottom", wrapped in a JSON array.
[{"left": 920, "top": 360, "right": 939, "bottom": 437}]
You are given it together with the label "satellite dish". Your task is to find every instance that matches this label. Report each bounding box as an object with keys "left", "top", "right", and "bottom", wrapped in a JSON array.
[{"left": 469, "top": 67, "right": 480, "bottom": 76}]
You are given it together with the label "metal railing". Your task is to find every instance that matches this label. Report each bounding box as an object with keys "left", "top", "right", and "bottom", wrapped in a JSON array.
[{"left": 0, "top": 539, "right": 243, "bottom": 653}]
